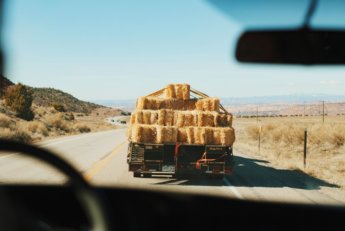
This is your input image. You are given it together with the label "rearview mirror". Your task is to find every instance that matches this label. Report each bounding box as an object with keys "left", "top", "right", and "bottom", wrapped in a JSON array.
[{"left": 235, "top": 29, "right": 345, "bottom": 65}]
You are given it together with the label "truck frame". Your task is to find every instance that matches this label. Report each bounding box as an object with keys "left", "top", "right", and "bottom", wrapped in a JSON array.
[{"left": 127, "top": 141, "right": 234, "bottom": 178}]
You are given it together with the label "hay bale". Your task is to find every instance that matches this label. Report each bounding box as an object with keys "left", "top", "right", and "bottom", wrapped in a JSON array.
[
  {"left": 142, "top": 110, "right": 151, "bottom": 124},
  {"left": 135, "top": 111, "right": 143, "bottom": 124},
  {"left": 165, "top": 109, "right": 175, "bottom": 126},
  {"left": 193, "top": 127, "right": 203, "bottom": 145},
  {"left": 158, "top": 109, "right": 175, "bottom": 126},
  {"left": 164, "top": 84, "right": 190, "bottom": 100},
  {"left": 156, "top": 126, "right": 178, "bottom": 143},
  {"left": 136, "top": 97, "right": 148, "bottom": 110},
  {"left": 130, "top": 125, "right": 157, "bottom": 143},
  {"left": 212, "top": 128, "right": 222, "bottom": 146},
  {"left": 184, "top": 99, "right": 197, "bottom": 110},
  {"left": 196, "top": 98, "right": 220, "bottom": 112},
  {"left": 165, "top": 84, "right": 176, "bottom": 99},
  {"left": 175, "top": 84, "right": 184, "bottom": 100},
  {"left": 204, "top": 127, "right": 214, "bottom": 144},
  {"left": 176, "top": 111, "right": 197, "bottom": 127},
  {"left": 210, "top": 98, "right": 220, "bottom": 111},
  {"left": 220, "top": 127, "right": 235, "bottom": 146},
  {"left": 178, "top": 127, "right": 188, "bottom": 143},
  {"left": 172, "top": 99, "right": 184, "bottom": 110},
  {"left": 198, "top": 127, "right": 206, "bottom": 145},
  {"left": 215, "top": 113, "right": 233, "bottom": 127},
  {"left": 185, "top": 112, "right": 198, "bottom": 126},
  {"left": 136, "top": 97, "right": 197, "bottom": 111},
  {"left": 186, "top": 127, "right": 195, "bottom": 144},
  {"left": 176, "top": 112, "right": 184, "bottom": 127},
  {"left": 158, "top": 109, "right": 166, "bottom": 125},
  {"left": 150, "top": 111, "right": 158, "bottom": 124},
  {"left": 181, "top": 84, "right": 190, "bottom": 100},
  {"left": 197, "top": 111, "right": 215, "bottom": 127},
  {"left": 130, "top": 113, "right": 136, "bottom": 125},
  {"left": 211, "top": 127, "right": 235, "bottom": 146}
]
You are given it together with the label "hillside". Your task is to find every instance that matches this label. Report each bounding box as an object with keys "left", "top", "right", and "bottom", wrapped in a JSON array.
[
  {"left": 30, "top": 87, "right": 102, "bottom": 113},
  {"left": 0, "top": 78, "right": 129, "bottom": 143}
]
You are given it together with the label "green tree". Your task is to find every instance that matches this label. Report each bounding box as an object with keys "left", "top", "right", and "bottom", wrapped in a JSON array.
[{"left": 4, "top": 83, "right": 34, "bottom": 120}]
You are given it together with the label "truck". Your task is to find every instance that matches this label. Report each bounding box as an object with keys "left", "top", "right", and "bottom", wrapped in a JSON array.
[
  {"left": 127, "top": 84, "right": 235, "bottom": 178},
  {"left": 127, "top": 142, "right": 234, "bottom": 178}
]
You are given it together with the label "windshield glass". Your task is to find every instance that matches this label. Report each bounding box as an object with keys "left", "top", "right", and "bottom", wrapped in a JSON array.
[{"left": 1, "top": 0, "right": 345, "bottom": 205}]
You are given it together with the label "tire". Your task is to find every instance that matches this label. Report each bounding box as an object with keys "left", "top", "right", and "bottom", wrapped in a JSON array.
[{"left": 133, "top": 172, "right": 141, "bottom": 178}]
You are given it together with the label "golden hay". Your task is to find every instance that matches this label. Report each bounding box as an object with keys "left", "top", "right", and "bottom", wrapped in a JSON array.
[
  {"left": 158, "top": 109, "right": 175, "bottom": 126},
  {"left": 197, "top": 111, "right": 216, "bottom": 127},
  {"left": 181, "top": 84, "right": 190, "bottom": 100},
  {"left": 135, "top": 97, "right": 197, "bottom": 111},
  {"left": 136, "top": 97, "right": 148, "bottom": 110},
  {"left": 212, "top": 127, "right": 235, "bottom": 146},
  {"left": 195, "top": 98, "right": 220, "bottom": 112},
  {"left": 150, "top": 111, "right": 158, "bottom": 124},
  {"left": 130, "top": 124, "right": 157, "bottom": 143},
  {"left": 156, "top": 126, "right": 178, "bottom": 143},
  {"left": 176, "top": 111, "right": 198, "bottom": 127},
  {"left": 177, "top": 127, "right": 188, "bottom": 143},
  {"left": 215, "top": 113, "right": 233, "bottom": 127},
  {"left": 130, "top": 113, "right": 136, "bottom": 124},
  {"left": 205, "top": 127, "right": 214, "bottom": 144},
  {"left": 196, "top": 127, "right": 206, "bottom": 145},
  {"left": 164, "top": 84, "right": 190, "bottom": 100},
  {"left": 165, "top": 84, "right": 176, "bottom": 99},
  {"left": 186, "top": 127, "right": 195, "bottom": 144},
  {"left": 184, "top": 99, "right": 197, "bottom": 110}
]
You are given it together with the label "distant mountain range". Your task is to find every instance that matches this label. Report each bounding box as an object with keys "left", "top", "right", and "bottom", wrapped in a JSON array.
[{"left": 92, "top": 94, "right": 345, "bottom": 109}]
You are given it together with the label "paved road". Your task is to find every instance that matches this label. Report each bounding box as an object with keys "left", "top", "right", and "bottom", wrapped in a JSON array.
[{"left": 1, "top": 129, "right": 345, "bottom": 205}]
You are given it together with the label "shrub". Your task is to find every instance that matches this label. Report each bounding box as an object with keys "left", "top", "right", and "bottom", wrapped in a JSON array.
[
  {"left": 75, "top": 124, "right": 91, "bottom": 133},
  {"left": 26, "top": 121, "right": 49, "bottom": 136},
  {"left": 0, "top": 128, "right": 32, "bottom": 143},
  {"left": 45, "top": 114, "right": 70, "bottom": 132},
  {"left": 330, "top": 126, "right": 345, "bottom": 147},
  {"left": 0, "top": 113, "right": 12, "bottom": 128},
  {"left": 64, "top": 113, "right": 75, "bottom": 121},
  {"left": 53, "top": 104, "right": 65, "bottom": 112},
  {"left": 3, "top": 84, "right": 34, "bottom": 120}
]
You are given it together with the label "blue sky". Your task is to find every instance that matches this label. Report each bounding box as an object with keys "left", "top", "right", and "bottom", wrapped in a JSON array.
[{"left": 3, "top": 0, "right": 345, "bottom": 101}]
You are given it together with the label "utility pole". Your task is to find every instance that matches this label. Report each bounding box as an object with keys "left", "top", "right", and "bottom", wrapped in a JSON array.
[{"left": 256, "top": 105, "right": 258, "bottom": 124}]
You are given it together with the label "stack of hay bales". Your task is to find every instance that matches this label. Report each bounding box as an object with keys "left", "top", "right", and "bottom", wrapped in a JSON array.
[{"left": 128, "top": 84, "right": 235, "bottom": 146}]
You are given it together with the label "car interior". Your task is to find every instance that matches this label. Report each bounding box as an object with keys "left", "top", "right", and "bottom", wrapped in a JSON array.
[{"left": 1, "top": 0, "right": 345, "bottom": 230}]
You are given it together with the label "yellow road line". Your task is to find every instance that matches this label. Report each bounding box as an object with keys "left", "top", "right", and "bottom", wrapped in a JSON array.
[{"left": 84, "top": 141, "right": 126, "bottom": 181}]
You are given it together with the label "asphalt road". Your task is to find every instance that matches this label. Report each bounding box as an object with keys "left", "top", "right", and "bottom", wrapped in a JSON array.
[{"left": 1, "top": 128, "right": 345, "bottom": 205}]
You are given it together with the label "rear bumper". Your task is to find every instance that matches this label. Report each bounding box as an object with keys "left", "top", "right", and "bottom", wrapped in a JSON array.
[{"left": 128, "top": 162, "right": 175, "bottom": 175}]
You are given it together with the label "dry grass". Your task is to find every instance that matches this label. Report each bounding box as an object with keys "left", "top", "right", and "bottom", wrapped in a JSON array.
[
  {"left": 45, "top": 113, "right": 70, "bottom": 133},
  {"left": 235, "top": 115, "right": 345, "bottom": 188},
  {"left": 0, "top": 127, "right": 32, "bottom": 143},
  {"left": 26, "top": 121, "right": 49, "bottom": 137},
  {"left": 73, "top": 124, "right": 91, "bottom": 133},
  {"left": 0, "top": 104, "right": 118, "bottom": 143},
  {"left": 0, "top": 113, "right": 13, "bottom": 128}
]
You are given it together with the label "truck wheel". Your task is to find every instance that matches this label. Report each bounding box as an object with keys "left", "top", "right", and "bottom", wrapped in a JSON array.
[
  {"left": 133, "top": 172, "right": 141, "bottom": 178},
  {"left": 143, "top": 173, "right": 152, "bottom": 178}
]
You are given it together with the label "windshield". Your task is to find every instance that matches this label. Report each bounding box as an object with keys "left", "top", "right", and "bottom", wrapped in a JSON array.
[{"left": 1, "top": 0, "right": 345, "bottom": 205}]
